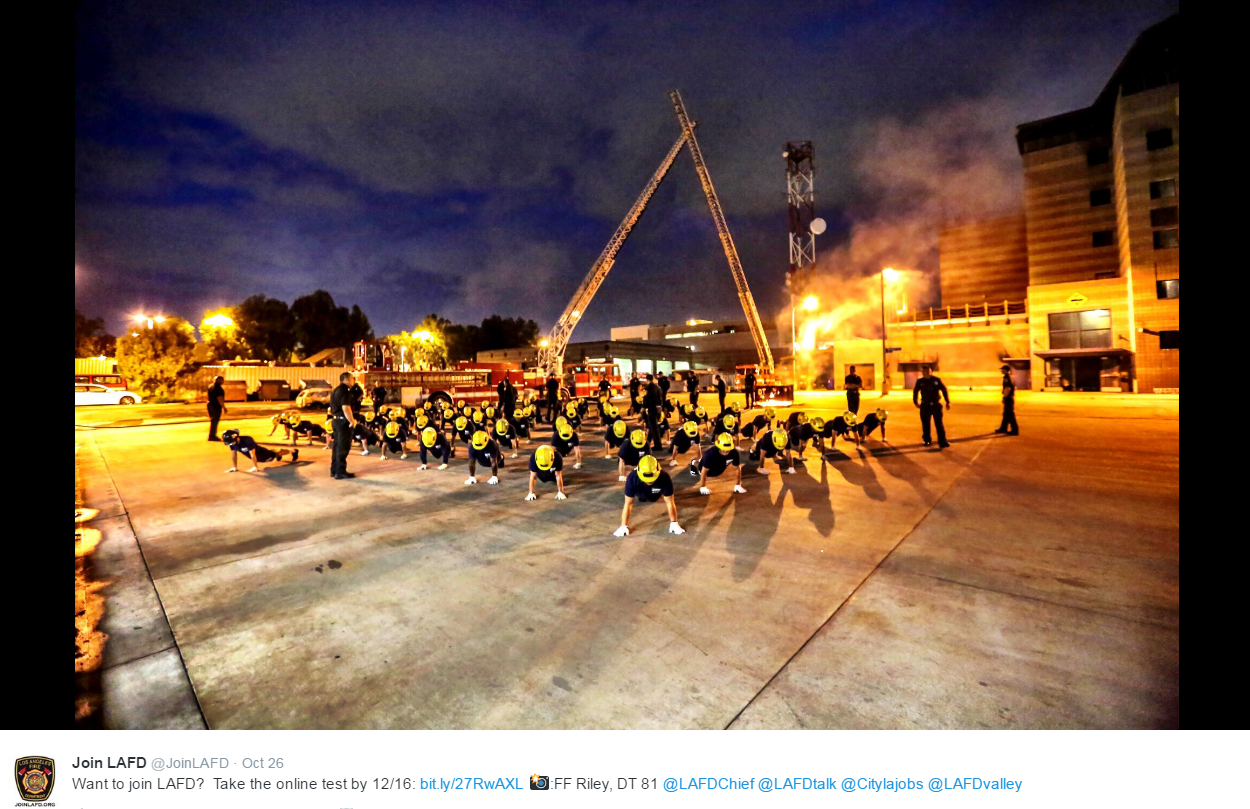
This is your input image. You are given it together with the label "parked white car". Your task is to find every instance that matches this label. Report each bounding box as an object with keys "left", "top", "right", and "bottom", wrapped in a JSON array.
[
  {"left": 75, "top": 383, "right": 142, "bottom": 406},
  {"left": 294, "top": 386, "right": 333, "bottom": 410}
]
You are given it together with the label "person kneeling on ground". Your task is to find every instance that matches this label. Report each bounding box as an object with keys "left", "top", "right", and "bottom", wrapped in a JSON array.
[
  {"left": 690, "top": 431, "right": 747, "bottom": 495},
  {"left": 417, "top": 426, "right": 450, "bottom": 470},
  {"left": 355, "top": 411, "right": 381, "bottom": 455},
  {"left": 223, "top": 429, "right": 298, "bottom": 472},
  {"left": 288, "top": 413, "right": 329, "bottom": 447},
  {"left": 751, "top": 426, "right": 795, "bottom": 475},
  {"left": 552, "top": 422, "right": 583, "bottom": 469},
  {"left": 617, "top": 428, "right": 649, "bottom": 481},
  {"left": 526, "top": 445, "right": 567, "bottom": 501},
  {"left": 465, "top": 430, "right": 503, "bottom": 485},
  {"left": 494, "top": 416, "right": 524, "bottom": 459},
  {"left": 615, "top": 454, "right": 684, "bottom": 536}
]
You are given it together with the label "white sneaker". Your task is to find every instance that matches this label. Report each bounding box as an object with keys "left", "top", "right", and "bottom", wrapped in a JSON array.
[
  {"left": 361, "top": 450, "right": 369, "bottom": 456},
  {"left": 573, "top": 462, "right": 582, "bottom": 469},
  {"left": 669, "top": 460, "right": 678, "bottom": 467},
  {"left": 511, "top": 452, "right": 518, "bottom": 458},
  {"left": 400, "top": 453, "right": 407, "bottom": 459},
  {"left": 437, "top": 464, "right": 448, "bottom": 470},
  {"left": 757, "top": 467, "right": 770, "bottom": 475},
  {"left": 786, "top": 467, "right": 796, "bottom": 475}
]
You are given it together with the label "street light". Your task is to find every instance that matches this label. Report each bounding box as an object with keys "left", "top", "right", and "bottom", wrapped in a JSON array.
[
  {"left": 880, "top": 268, "right": 900, "bottom": 395},
  {"left": 802, "top": 295, "right": 819, "bottom": 312},
  {"left": 415, "top": 330, "right": 433, "bottom": 342},
  {"left": 203, "top": 313, "right": 234, "bottom": 329}
]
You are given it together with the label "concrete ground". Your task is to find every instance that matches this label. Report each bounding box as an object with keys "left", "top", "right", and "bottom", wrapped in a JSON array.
[{"left": 74, "top": 390, "right": 1178, "bottom": 729}]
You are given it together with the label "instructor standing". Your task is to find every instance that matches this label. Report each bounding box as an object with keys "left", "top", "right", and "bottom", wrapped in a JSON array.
[
  {"left": 330, "top": 372, "right": 358, "bottom": 479},
  {"left": 206, "top": 376, "right": 227, "bottom": 441},
  {"left": 912, "top": 365, "right": 950, "bottom": 449},
  {"left": 844, "top": 365, "right": 863, "bottom": 415},
  {"left": 995, "top": 364, "right": 1019, "bottom": 436}
]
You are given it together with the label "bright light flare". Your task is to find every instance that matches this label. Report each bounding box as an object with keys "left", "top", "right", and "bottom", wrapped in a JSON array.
[
  {"left": 882, "top": 267, "right": 902, "bottom": 283},
  {"left": 539, "top": 339, "right": 550, "bottom": 347},
  {"left": 415, "top": 330, "right": 434, "bottom": 342},
  {"left": 801, "top": 295, "right": 819, "bottom": 311},
  {"left": 202, "top": 313, "right": 234, "bottom": 329}
]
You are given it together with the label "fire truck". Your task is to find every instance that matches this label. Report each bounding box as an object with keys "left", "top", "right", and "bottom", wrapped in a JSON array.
[{"left": 353, "top": 342, "right": 541, "bottom": 408}]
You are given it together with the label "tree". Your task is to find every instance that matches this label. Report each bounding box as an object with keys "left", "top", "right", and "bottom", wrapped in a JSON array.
[
  {"left": 116, "top": 317, "right": 198, "bottom": 397},
  {"left": 198, "top": 309, "right": 248, "bottom": 362},
  {"left": 234, "top": 295, "right": 296, "bottom": 361},
  {"left": 478, "top": 315, "right": 540, "bottom": 352},
  {"left": 291, "top": 290, "right": 343, "bottom": 357},
  {"left": 345, "top": 304, "right": 374, "bottom": 345},
  {"left": 387, "top": 315, "right": 448, "bottom": 369},
  {"left": 75, "top": 309, "right": 116, "bottom": 357}
]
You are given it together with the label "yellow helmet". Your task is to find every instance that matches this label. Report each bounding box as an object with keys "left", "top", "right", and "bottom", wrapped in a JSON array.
[
  {"left": 695, "top": 406, "right": 706, "bottom": 419},
  {"left": 566, "top": 401, "right": 578, "bottom": 415},
  {"left": 637, "top": 454, "right": 661, "bottom": 484},
  {"left": 385, "top": 421, "right": 400, "bottom": 438},
  {"left": 764, "top": 407, "right": 776, "bottom": 421},
  {"left": 485, "top": 405, "right": 496, "bottom": 418},
  {"left": 513, "top": 408, "right": 524, "bottom": 420},
  {"left": 771, "top": 430, "right": 788, "bottom": 450},
  {"left": 796, "top": 412, "right": 808, "bottom": 424},
  {"left": 378, "top": 405, "right": 389, "bottom": 416},
  {"left": 472, "top": 409, "right": 484, "bottom": 422},
  {"left": 606, "top": 404, "right": 618, "bottom": 417},
  {"left": 557, "top": 424, "right": 574, "bottom": 441},
  {"left": 811, "top": 416, "right": 826, "bottom": 431},
  {"left": 535, "top": 445, "right": 556, "bottom": 471},
  {"left": 455, "top": 415, "right": 468, "bottom": 430},
  {"left": 421, "top": 427, "right": 438, "bottom": 447},
  {"left": 613, "top": 421, "right": 627, "bottom": 438},
  {"left": 364, "top": 411, "right": 375, "bottom": 422},
  {"left": 324, "top": 417, "right": 334, "bottom": 432},
  {"left": 423, "top": 401, "right": 432, "bottom": 411},
  {"left": 457, "top": 399, "right": 466, "bottom": 409},
  {"left": 472, "top": 430, "right": 489, "bottom": 450},
  {"left": 287, "top": 414, "right": 301, "bottom": 425},
  {"left": 723, "top": 414, "right": 736, "bottom": 429},
  {"left": 526, "top": 404, "right": 536, "bottom": 417},
  {"left": 442, "top": 407, "right": 454, "bottom": 420},
  {"left": 416, "top": 414, "right": 429, "bottom": 429},
  {"left": 394, "top": 406, "right": 406, "bottom": 418},
  {"left": 715, "top": 432, "right": 735, "bottom": 452},
  {"left": 843, "top": 410, "right": 858, "bottom": 427},
  {"left": 555, "top": 415, "right": 569, "bottom": 428},
  {"left": 630, "top": 428, "right": 646, "bottom": 448},
  {"left": 496, "top": 419, "right": 509, "bottom": 435},
  {"left": 683, "top": 421, "right": 698, "bottom": 437},
  {"left": 876, "top": 408, "right": 888, "bottom": 421}
]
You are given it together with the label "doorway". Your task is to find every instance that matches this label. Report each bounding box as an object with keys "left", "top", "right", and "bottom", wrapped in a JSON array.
[
  {"left": 844, "top": 364, "right": 874, "bottom": 390},
  {"left": 1046, "top": 357, "right": 1103, "bottom": 391}
]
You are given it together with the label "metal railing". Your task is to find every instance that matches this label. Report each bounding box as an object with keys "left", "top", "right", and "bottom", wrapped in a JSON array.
[{"left": 894, "top": 300, "right": 1028, "bottom": 327}]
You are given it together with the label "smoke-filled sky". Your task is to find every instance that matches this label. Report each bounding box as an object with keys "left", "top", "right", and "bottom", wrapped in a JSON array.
[{"left": 75, "top": 0, "right": 1178, "bottom": 340}]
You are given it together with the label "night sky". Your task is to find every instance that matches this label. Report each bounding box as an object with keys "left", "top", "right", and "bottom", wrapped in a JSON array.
[{"left": 75, "top": 0, "right": 1178, "bottom": 341}]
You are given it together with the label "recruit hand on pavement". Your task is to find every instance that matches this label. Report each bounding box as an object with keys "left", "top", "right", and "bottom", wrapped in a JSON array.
[
  {"left": 247, "top": 466, "right": 259, "bottom": 473},
  {"left": 573, "top": 462, "right": 582, "bottom": 469},
  {"left": 418, "top": 464, "right": 427, "bottom": 470},
  {"left": 487, "top": 476, "right": 498, "bottom": 485},
  {"left": 464, "top": 476, "right": 477, "bottom": 485},
  {"left": 437, "top": 464, "right": 448, "bottom": 470},
  {"left": 555, "top": 491, "right": 567, "bottom": 500},
  {"left": 618, "top": 475, "right": 627, "bottom": 482},
  {"left": 525, "top": 492, "right": 537, "bottom": 501},
  {"left": 668, "top": 522, "right": 686, "bottom": 535},
  {"left": 733, "top": 485, "right": 748, "bottom": 494},
  {"left": 613, "top": 525, "right": 630, "bottom": 537},
  {"left": 699, "top": 486, "right": 711, "bottom": 496},
  {"left": 786, "top": 466, "right": 796, "bottom": 474}
]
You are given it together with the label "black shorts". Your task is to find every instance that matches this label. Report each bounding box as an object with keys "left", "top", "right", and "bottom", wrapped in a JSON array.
[{"left": 253, "top": 446, "right": 279, "bottom": 463}]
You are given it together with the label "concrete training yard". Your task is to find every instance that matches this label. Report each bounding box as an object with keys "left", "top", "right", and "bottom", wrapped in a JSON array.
[{"left": 74, "top": 391, "right": 1179, "bottom": 729}]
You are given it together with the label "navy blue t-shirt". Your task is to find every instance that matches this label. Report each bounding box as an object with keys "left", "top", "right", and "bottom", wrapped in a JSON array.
[
  {"left": 617, "top": 443, "right": 646, "bottom": 466},
  {"left": 757, "top": 429, "right": 786, "bottom": 456},
  {"left": 231, "top": 435, "right": 259, "bottom": 458},
  {"left": 789, "top": 423, "right": 816, "bottom": 444},
  {"left": 529, "top": 450, "right": 563, "bottom": 483},
  {"left": 670, "top": 431, "right": 697, "bottom": 453},
  {"left": 470, "top": 440, "right": 503, "bottom": 466},
  {"left": 699, "top": 446, "right": 741, "bottom": 477},
  {"left": 624, "top": 470, "right": 674, "bottom": 502},
  {"left": 553, "top": 433, "right": 580, "bottom": 455}
]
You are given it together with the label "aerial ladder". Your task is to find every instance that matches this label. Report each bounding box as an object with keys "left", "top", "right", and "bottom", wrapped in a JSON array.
[{"left": 536, "top": 91, "right": 776, "bottom": 378}]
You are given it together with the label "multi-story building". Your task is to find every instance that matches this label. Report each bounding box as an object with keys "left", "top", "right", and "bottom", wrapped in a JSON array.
[{"left": 891, "top": 13, "right": 1178, "bottom": 393}]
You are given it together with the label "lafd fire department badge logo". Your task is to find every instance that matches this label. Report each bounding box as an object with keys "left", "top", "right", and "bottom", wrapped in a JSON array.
[{"left": 14, "top": 757, "right": 54, "bottom": 802}]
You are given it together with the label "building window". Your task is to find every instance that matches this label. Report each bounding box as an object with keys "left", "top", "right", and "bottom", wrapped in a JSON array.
[
  {"left": 1086, "top": 146, "right": 1110, "bottom": 166},
  {"left": 1092, "top": 230, "right": 1115, "bottom": 247},
  {"left": 1146, "top": 128, "right": 1173, "bottom": 150},
  {"left": 1048, "top": 309, "right": 1112, "bottom": 350},
  {"left": 1153, "top": 228, "right": 1179, "bottom": 249},
  {"left": 1150, "top": 178, "right": 1177, "bottom": 199},
  {"left": 1150, "top": 206, "right": 1179, "bottom": 227},
  {"left": 1089, "top": 188, "right": 1112, "bottom": 207},
  {"left": 1158, "top": 330, "right": 1179, "bottom": 350},
  {"left": 1156, "top": 279, "right": 1179, "bottom": 299}
]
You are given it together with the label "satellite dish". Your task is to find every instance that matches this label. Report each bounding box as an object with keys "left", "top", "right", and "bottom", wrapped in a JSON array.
[{"left": 810, "top": 217, "right": 827, "bottom": 235}]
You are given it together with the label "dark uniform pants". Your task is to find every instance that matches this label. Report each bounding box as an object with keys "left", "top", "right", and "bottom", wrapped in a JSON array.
[
  {"left": 207, "top": 406, "right": 222, "bottom": 440},
  {"left": 846, "top": 390, "right": 861, "bottom": 415},
  {"left": 331, "top": 418, "right": 352, "bottom": 476},
  {"left": 920, "top": 404, "right": 947, "bottom": 446},
  {"left": 644, "top": 408, "right": 663, "bottom": 451},
  {"left": 999, "top": 398, "right": 1019, "bottom": 435},
  {"left": 718, "top": 391, "right": 727, "bottom": 413},
  {"left": 545, "top": 396, "right": 559, "bottom": 424},
  {"left": 745, "top": 387, "right": 756, "bottom": 409},
  {"left": 690, "top": 389, "right": 699, "bottom": 407}
]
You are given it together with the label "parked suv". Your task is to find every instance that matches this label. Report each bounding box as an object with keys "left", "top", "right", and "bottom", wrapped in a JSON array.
[{"left": 75, "top": 373, "right": 129, "bottom": 390}]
